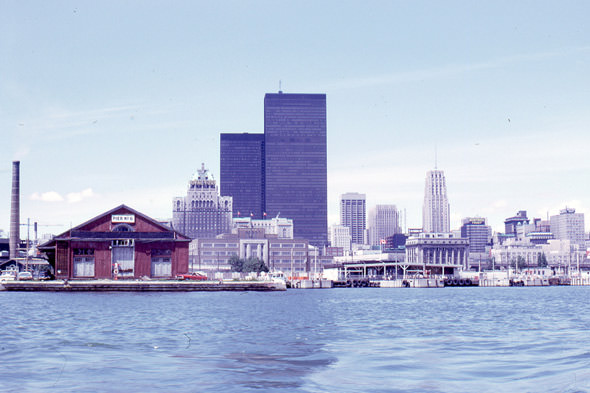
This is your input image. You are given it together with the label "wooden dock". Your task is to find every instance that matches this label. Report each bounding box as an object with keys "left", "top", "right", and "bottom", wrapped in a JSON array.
[{"left": 0, "top": 279, "right": 286, "bottom": 292}]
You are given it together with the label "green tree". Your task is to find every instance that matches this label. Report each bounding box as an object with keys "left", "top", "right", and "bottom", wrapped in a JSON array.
[
  {"left": 537, "top": 252, "right": 548, "bottom": 268},
  {"left": 510, "top": 256, "right": 526, "bottom": 270},
  {"left": 242, "top": 257, "right": 269, "bottom": 273},
  {"left": 228, "top": 255, "right": 243, "bottom": 272}
]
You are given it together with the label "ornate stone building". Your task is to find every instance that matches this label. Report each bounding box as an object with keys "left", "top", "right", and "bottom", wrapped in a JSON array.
[{"left": 172, "top": 164, "right": 232, "bottom": 239}]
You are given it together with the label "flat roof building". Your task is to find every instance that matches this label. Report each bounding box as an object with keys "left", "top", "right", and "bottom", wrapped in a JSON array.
[
  {"left": 340, "top": 193, "right": 366, "bottom": 245},
  {"left": 264, "top": 92, "right": 328, "bottom": 247},
  {"left": 220, "top": 133, "right": 265, "bottom": 219}
]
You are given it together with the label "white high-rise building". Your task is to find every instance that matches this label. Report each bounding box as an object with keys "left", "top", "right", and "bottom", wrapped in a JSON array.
[
  {"left": 550, "top": 207, "right": 585, "bottom": 246},
  {"left": 340, "top": 193, "right": 366, "bottom": 245},
  {"left": 368, "top": 205, "right": 400, "bottom": 246},
  {"left": 422, "top": 170, "right": 450, "bottom": 233},
  {"left": 331, "top": 224, "right": 352, "bottom": 251}
]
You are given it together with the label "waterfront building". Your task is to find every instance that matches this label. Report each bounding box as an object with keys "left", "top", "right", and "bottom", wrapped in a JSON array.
[
  {"left": 190, "top": 228, "right": 309, "bottom": 276},
  {"left": 405, "top": 233, "right": 469, "bottom": 272},
  {"left": 38, "top": 205, "right": 190, "bottom": 280},
  {"left": 232, "top": 216, "right": 293, "bottom": 239},
  {"left": 490, "top": 240, "right": 543, "bottom": 270},
  {"left": 220, "top": 133, "right": 265, "bottom": 219},
  {"left": 368, "top": 204, "right": 400, "bottom": 246},
  {"left": 340, "top": 193, "right": 366, "bottom": 245},
  {"left": 330, "top": 224, "right": 352, "bottom": 252},
  {"left": 264, "top": 92, "right": 328, "bottom": 247},
  {"left": 550, "top": 207, "right": 585, "bottom": 246},
  {"left": 172, "top": 164, "right": 232, "bottom": 239},
  {"left": 324, "top": 246, "right": 345, "bottom": 257},
  {"left": 422, "top": 170, "right": 450, "bottom": 233}
]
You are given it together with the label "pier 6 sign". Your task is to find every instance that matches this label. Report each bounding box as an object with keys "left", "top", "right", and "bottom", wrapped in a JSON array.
[{"left": 112, "top": 214, "right": 135, "bottom": 224}]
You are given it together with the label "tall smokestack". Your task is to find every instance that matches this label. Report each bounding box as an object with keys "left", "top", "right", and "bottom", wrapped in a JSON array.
[{"left": 10, "top": 161, "right": 20, "bottom": 260}]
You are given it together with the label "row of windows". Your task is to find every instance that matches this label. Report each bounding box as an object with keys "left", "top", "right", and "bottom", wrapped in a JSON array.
[
  {"left": 112, "top": 239, "right": 134, "bottom": 247},
  {"left": 201, "top": 243, "right": 238, "bottom": 248},
  {"left": 73, "top": 248, "right": 94, "bottom": 256},
  {"left": 270, "top": 251, "right": 306, "bottom": 256},
  {"left": 201, "top": 251, "right": 238, "bottom": 256},
  {"left": 269, "top": 243, "right": 306, "bottom": 249},
  {"left": 269, "top": 259, "right": 305, "bottom": 264}
]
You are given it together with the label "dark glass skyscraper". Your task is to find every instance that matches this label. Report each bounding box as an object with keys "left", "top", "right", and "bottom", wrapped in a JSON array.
[
  {"left": 264, "top": 93, "right": 327, "bottom": 247},
  {"left": 220, "top": 133, "right": 265, "bottom": 219}
]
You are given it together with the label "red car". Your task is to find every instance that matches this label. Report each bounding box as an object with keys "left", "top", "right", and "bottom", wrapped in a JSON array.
[{"left": 177, "top": 273, "right": 207, "bottom": 281}]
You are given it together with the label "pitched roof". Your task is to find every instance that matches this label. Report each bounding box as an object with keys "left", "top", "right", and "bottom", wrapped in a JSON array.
[{"left": 39, "top": 204, "right": 189, "bottom": 248}]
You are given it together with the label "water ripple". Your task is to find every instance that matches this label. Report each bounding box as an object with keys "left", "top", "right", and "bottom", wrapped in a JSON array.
[{"left": 1, "top": 288, "right": 590, "bottom": 392}]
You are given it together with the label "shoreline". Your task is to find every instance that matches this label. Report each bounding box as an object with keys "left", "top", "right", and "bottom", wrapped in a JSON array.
[{"left": 0, "top": 279, "right": 286, "bottom": 292}]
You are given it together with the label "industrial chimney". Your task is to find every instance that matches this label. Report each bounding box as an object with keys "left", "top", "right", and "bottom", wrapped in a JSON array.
[{"left": 9, "top": 161, "right": 20, "bottom": 260}]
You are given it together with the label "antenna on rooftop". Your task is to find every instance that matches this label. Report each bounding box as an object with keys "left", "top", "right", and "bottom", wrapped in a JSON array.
[{"left": 279, "top": 80, "right": 283, "bottom": 94}]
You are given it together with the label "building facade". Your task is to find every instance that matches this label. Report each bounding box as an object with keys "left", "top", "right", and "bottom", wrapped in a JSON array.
[
  {"left": 264, "top": 92, "right": 328, "bottom": 247},
  {"left": 422, "top": 170, "right": 450, "bottom": 233},
  {"left": 504, "top": 210, "right": 529, "bottom": 236},
  {"left": 550, "top": 207, "right": 585, "bottom": 246},
  {"left": 39, "top": 205, "right": 190, "bottom": 280},
  {"left": 405, "top": 233, "right": 469, "bottom": 272},
  {"left": 330, "top": 224, "right": 352, "bottom": 252},
  {"left": 172, "top": 164, "right": 232, "bottom": 239},
  {"left": 340, "top": 192, "right": 366, "bottom": 245},
  {"left": 190, "top": 228, "right": 309, "bottom": 275},
  {"left": 368, "top": 204, "right": 400, "bottom": 246},
  {"left": 220, "top": 133, "right": 265, "bottom": 219},
  {"left": 232, "top": 216, "right": 293, "bottom": 239},
  {"left": 460, "top": 217, "right": 491, "bottom": 253}
]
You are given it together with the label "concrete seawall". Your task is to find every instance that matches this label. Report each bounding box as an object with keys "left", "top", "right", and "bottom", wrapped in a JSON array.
[{"left": 0, "top": 280, "right": 286, "bottom": 292}]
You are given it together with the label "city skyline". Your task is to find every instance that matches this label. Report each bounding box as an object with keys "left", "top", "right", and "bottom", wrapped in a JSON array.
[{"left": 2, "top": 2, "right": 590, "bottom": 238}]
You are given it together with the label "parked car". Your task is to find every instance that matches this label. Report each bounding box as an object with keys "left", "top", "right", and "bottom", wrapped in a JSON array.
[
  {"left": 17, "top": 271, "right": 33, "bottom": 281},
  {"left": 176, "top": 273, "right": 207, "bottom": 281},
  {"left": 0, "top": 271, "right": 16, "bottom": 282}
]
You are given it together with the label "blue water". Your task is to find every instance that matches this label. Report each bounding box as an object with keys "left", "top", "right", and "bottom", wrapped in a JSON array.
[{"left": 1, "top": 287, "right": 590, "bottom": 392}]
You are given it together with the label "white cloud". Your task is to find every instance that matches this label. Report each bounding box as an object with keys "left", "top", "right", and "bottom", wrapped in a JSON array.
[
  {"left": 30, "top": 191, "right": 64, "bottom": 202},
  {"left": 66, "top": 188, "right": 95, "bottom": 203}
]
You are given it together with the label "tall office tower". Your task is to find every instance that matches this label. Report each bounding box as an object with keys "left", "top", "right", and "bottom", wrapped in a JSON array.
[
  {"left": 264, "top": 92, "right": 327, "bottom": 247},
  {"left": 422, "top": 170, "right": 450, "bottom": 233},
  {"left": 340, "top": 193, "right": 366, "bottom": 245},
  {"left": 460, "top": 217, "right": 492, "bottom": 253},
  {"left": 172, "top": 164, "right": 233, "bottom": 239},
  {"left": 220, "top": 133, "right": 265, "bottom": 219},
  {"left": 550, "top": 207, "right": 585, "bottom": 246},
  {"left": 368, "top": 204, "right": 400, "bottom": 246}
]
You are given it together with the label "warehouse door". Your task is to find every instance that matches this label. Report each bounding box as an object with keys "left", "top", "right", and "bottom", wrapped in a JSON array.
[{"left": 112, "top": 240, "right": 135, "bottom": 278}]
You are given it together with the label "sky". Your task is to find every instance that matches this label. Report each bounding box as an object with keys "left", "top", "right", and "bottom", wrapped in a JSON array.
[{"left": 1, "top": 1, "right": 590, "bottom": 239}]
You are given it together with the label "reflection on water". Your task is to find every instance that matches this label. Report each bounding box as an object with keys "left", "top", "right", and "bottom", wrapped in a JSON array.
[{"left": 1, "top": 288, "right": 590, "bottom": 392}]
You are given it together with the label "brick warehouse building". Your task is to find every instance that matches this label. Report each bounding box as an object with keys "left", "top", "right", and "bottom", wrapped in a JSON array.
[{"left": 39, "top": 205, "right": 190, "bottom": 280}]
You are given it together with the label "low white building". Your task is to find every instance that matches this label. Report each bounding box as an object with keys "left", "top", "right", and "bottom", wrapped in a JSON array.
[
  {"left": 405, "top": 232, "right": 469, "bottom": 271},
  {"left": 232, "top": 216, "right": 293, "bottom": 239}
]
